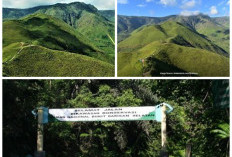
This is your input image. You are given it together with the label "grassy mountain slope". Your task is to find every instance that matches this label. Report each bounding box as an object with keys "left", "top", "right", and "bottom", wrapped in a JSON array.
[
  {"left": 3, "top": 13, "right": 98, "bottom": 54},
  {"left": 3, "top": 13, "right": 114, "bottom": 64},
  {"left": 117, "top": 15, "right": 171, "bottom": 42},
  {"left": 3, "top": 44, "right": 114, "bottom": 77},
  {"left": 118, "top": 41, "right": 229, "bottom": 77},
  {"left": 3, "top": 2, "right": 115, "bottom": 54},
  {"left": 118, "top": 21, "right": 227, "bottom": 56},
  {"left": 213, "top": 16, "right": 230, "bottom": 28},
  {"left": 118, "top": 15, "right": 229, "bottom": 53},
  {"left": 171, "top": 15, "right": 230, "bottom": 53},
  {"left": 72, "top": 10, "right": 115, "bottom": 53},
  {"left": 118, "top": 21, "right": 229, "bottom": 77},
  {"left": 3, "top": 13, "right": 114, "bottom": 76},
  {"left": 99, "top": 10, "right": 115, "bottom": 22},
  {"left": 3, "top": 6, "right": 49, "bottom": 19}
]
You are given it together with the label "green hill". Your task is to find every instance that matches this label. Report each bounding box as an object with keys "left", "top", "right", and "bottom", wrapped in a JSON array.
[
  {"left": 3, "top": 13, "right": 114, "bottom": 76},
  {"left": 172, "top": 15, "right": 230, "bottom": 53},
  {"left": 3, "top": 6, "right": 50, "bottom": 19},
  {"left": 3, "top": 13, "right": 98, "bottom": 54},
  {"left": 118, "top": 14, "right": 229, "bottom": 53},
  {"left": 118, "top": 15, "right": 171, "bottom": 42},
  {"left": 99, "top": 10, "right": 115, "bottom": 22},
  {"left": 119, "top": 21, "right": 227, "bottom": 56},
  {"left": 3, "top": 44, "right": 114, "bottom": 77},
  {"left": 213, "top": 16, "right": 230, "bottom": 28},
  {"left": 118, "top": 21, "right": 229, "bottom": 77},
  {"left": 118, "top": 42, "right": 229, "bottom": 77},
  {"left": 3, "top": 2, "right": 115, "bottom": 54}
]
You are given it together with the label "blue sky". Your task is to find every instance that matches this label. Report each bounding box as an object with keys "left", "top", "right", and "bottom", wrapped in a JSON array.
[
  {"left": 118, "top": 0, "right": 230, "bottom": 17},
  {"left": 3, "top": 0, "right": 115, "bottom": 10}
]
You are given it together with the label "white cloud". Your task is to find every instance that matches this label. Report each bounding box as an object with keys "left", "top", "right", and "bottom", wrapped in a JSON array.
[
  {"left": 137, "top": 4, "right": 146, "bottom": 7},
  {"left": 217, "top": 0, "right": 230, "bottom": 6},
  {"left": 146, "top": 0, "right": 154, "bottom": 2},
  {"left": 118, "top": 0, "right": 128, "bottom": 4},
  {"left": 180, "top": 10, "right": 200, "bottom": 16},
  {"left": 181, "top": 0, "right": 196, "bottom": 9},
  {"left": 3, "top": 0, "right": 115, "bottom": 10},
  {"left": 218, "top": 0, "right": 226, "bottom": 6},
  {"left": 210, "top": 6, "right": 218, "bottom": 15},
  {"left": 160, "top": 0, "right": 176, "bottom": 6}
]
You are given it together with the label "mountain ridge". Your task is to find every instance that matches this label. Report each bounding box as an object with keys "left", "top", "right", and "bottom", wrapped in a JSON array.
[
  {"left": 3, "top": 2, "right": 115, "bottom": 77},
  {"left": 3, "top": 2, "right": 115, "bottom": 53},
  {"left": 118, "top": 19, "right": 229, "bottom": 77},
  {"left": 118, "top": 14, "right": 229, "bottom": 52},
  {"left": 119, "top": 21, "right": 228, "bottom": 56},
  {"left": 3, "top": 44, "right": 114, "bottom": 77}
]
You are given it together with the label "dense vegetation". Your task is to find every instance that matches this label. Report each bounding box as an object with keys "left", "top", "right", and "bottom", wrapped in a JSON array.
[
  {"left": 118, "top": 14, "right": 229, "bottom": 77},
  {"left": 3, "top": 2, "right": 115, "bottom": 77},
  {"left": 3, "top": 80, "right": 229, "bottom": 157},
  {"left": 118, "top": 14, "right": 229, "bottom": 52},
  {"left": 3, "top": 45, "right": 114, "bottom": 77}
]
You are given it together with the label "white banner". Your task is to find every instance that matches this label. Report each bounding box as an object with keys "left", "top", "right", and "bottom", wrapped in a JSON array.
[{"left": 49, "top": 106, "right": 156, "bottom": 122}]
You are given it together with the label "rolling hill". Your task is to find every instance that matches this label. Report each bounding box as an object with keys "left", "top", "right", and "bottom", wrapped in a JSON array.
[
  {"left": 171, "top": 15, "right": 230, "bottom": 53},
  {"left": 118, "top": 21, "right": 227, "bottom": 55},
  {"left": 118, "top": 21, "right": 229, "bottom": 77},
  {"left": 3, "top": 2, "right": 115, "bottom": 54},
  {"left": 3, "top": 13, "right": 98, "bottom": 54},
  {"left": 118, "top": 15, "right": 171, "bottom": 42},
  {"left": 3, "top": 44, "right": 114, "bottom": 77},
  {"left": 3, "top": 3, "right": 115, "bottom": 77},
  {"left": 118, "top": 14, "right": 229, "bottom": 53}
]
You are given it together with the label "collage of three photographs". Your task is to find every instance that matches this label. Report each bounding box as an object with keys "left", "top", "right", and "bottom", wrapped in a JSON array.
[{"left": 1, "top": 0, "right": 231, "bottom": 157}]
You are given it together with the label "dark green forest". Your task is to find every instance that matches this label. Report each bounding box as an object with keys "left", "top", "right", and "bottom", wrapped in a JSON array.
[{"left": 3, "top": 80, "right": 229, "bottom": 157}]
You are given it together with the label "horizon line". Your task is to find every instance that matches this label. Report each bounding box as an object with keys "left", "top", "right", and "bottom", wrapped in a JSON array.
[
  {"left": 3, "top": 1, "right": 115, "bottom": 10},
  {"left": 118, "top": 13, "right": 230, "bottom": 18}
]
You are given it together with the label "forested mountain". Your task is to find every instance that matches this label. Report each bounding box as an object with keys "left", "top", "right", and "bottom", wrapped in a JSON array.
[
  {"left": 3, "top": 2, "right": 113, "bottom": 22},
  {"left": 118, "top": 14, "right": 229, "bottom": 77},
  {"left": 3, "top": 2, "right": 115, "bottom": 76},
  {"left": 3, "top": 80, "right": 229, "bottom": 157}
]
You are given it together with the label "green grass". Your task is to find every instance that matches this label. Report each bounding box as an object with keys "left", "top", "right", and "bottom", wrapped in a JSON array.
[
  {"left": 118, "top": 15, "right": 229, "bottom": 54},
  {"left": 3, "top": 2, "right": 115, "bottom": 56},
  {"left": 196, "top": 23, "right": 229, "bottom": 53},
  {"left": 3, "top": 42, "right": 23, "bottom": 62},
  {"left": 3, "top": 13, "right": 99, "bottom": 54},
  {"left": 3, "top": 13, "right": 115, "bottom": 77},
  {"left": 118, "top": 41, "right": 229, "bottom": 77},
  {"left": 99, "top": 10, "right": 115, "bottom": 22},
  {"left": 3, "top": 45, "right": 114, "bottom": 77},
  {"left": 74, "top": 11, "right": 115, "bottom": 54},
  {"left": 118, "top": 25, "right": 167, "bottom": 53},
  {"left": 3, "top": 13, "right": 115, "bottom": 65},
  {"left": 118, "top": 21, "right": 229, "bottom": 77},
  {"left": 118, "top": 21, "right": 227, "bottom": 56}
]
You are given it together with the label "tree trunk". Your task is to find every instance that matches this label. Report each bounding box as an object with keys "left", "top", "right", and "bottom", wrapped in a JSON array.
[
  {"left": 185, "top": 144, "right": 192, "bottom": 157},
  {"left": 160, "top": 105, "right": 169, "bottom": 157}
]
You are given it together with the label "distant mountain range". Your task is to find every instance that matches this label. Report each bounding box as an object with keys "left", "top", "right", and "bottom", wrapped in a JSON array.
[
  {"left": 118, "top": 14, "right": 229, "bottom": 77},
  {"left": 3, "top": 2, "right": 115, "bottom": 77}
]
